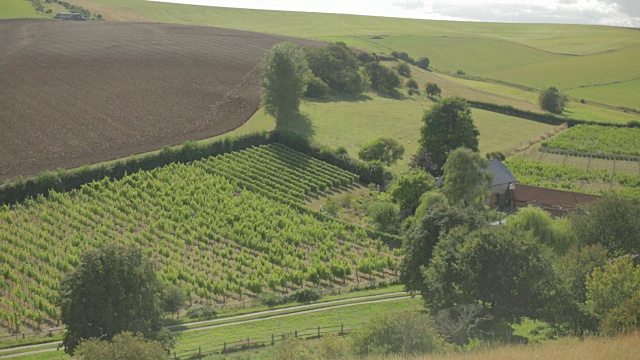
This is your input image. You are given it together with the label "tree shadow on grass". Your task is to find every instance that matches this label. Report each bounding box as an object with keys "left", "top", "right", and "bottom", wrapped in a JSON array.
[
  {"left": 305, "top": 92, "right": 372, "bottom": 104},
  {"left": 275, "top": 112, "right": 316, "bottom": 140}
]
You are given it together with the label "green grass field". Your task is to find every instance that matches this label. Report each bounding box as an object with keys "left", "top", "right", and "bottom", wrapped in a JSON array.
[
  {"left": 566, "top": 79, "right": 640, "bottom": 110},
  {"left": 0, "top": 0, "right": 43, "bottom": 19},
  {"left": 248, "top": 92, "right": 555, "bottom": 174}
]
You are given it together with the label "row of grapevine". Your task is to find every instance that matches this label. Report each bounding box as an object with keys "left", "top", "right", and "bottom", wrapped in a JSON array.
[
  {"left": 542, "top": 125, "right": 640, "bottom": 159},
  {"left": 0, "top": 146, "right": 392, "bottom": 332},
  {"left": 504, "top": 157, "right": 640, "bottom": 199}
]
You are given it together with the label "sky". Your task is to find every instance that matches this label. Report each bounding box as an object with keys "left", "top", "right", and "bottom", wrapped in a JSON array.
[{"left": 149, "top": 0, "right": 640, "bottom": 27}]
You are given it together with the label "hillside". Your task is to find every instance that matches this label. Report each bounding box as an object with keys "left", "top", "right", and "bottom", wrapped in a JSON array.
[
  {"left": 49, "top": 0, "right": 640, "bottom": 110},
  {"left": 0, "top": 19, "right": 318, "bottom": 183}
]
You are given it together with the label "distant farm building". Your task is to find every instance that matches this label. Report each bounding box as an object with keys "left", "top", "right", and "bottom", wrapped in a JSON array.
[
  {"left": 487, "top": 160, "right": 517, "bottom": 209},
  {"left": 54, "top": 13, "right": 87, "bottom": 20}
]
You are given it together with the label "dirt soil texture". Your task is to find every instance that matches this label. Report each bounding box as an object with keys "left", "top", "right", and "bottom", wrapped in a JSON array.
[{"left": 0, "top": 19, "right": 318, "bottom": 183}]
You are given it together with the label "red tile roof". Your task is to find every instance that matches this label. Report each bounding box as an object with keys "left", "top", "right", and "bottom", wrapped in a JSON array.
[{"left": 514, "top": 184, "right": 601, "bottom": 211}]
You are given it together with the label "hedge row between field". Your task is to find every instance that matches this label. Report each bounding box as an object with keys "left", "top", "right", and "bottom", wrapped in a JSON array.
[
  {"left": 466, "top": 100, "right": 640, "bottom": 128},
  {"left": 0, "top": 131, "right": 390, "bottom": 206}
]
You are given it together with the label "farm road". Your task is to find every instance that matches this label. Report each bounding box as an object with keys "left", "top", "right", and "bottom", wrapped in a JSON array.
[{"left": 0, "top": 292, "right": 412, "bottom": 359}]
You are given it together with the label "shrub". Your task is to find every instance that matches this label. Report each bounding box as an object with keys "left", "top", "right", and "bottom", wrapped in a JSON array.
[
  {"left": 406, "top": 79, "right": 419, "bottom": 89},
  {"left": 324, "top": 196, "right": 340, "bottom": 217},
  {"left": 408, "top": 89, "right": 420, "bottom": 96},
  {"left": 293, "top": 287, "right": 322, "bottom": 302},
  {"left": 186, "top": 304, "right": 217, "bottom": 320},
  {"left": 366, "top": 201, "right": 400, "bottom": 234},
  {"left": 456, "top": 70, "right": 465, "bottom": 75},
  {"left": 417, "top": 57, "right": 430, "bottom": 70},
  {"left": 396, "top": 62, "right": 411, "bottom": 77},
  {"left": 75, "top": 332, "right": 166, "bottom": 360},
  {"left": 305, "top": 72, "right": 330, "bottom": 98},
  {"left": 351, "top": 307, "right": 445, "bottom": 356}
]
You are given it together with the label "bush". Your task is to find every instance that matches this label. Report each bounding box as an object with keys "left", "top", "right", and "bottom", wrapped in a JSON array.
[
  {"left": 456, "top": 70, "right": 465, "bottom": 75},
  {"left": 75, "top": 332, "right": 166, "bottom": 360},
  {"left": 260, "top": 287, "right": 322, "bottom": 307},
  {"left": 406, "top": 79, "right": 418, "bottom": 89},
  {"left": 417, "top": 57, "right": 430, "bottom": 70},
  {"left": 408, "top": 89, "right": 420, "bottom": 96},
  {"left": 358, "top": 137, "right": 405, "bottom": 165},
  {"left": 366, "top": 201, "right": 400, "bottom": 234},
  {"left": 186, "top": 304, "right": 217, "bottom": 320},
  {"left": 305, "top": 72, "right": 330, "bottom": 98},
  {"left": 324, "top": 196, "right": 340, "bottom": 217},
  {"left": 396, "top": 62, "right": 411, "bottom": 77},
  {"left": 601, "top": 291, "right": 640, "bottom": 335},
  {"left": 351, "top": 307, "right": 445, "bottom": 356}
]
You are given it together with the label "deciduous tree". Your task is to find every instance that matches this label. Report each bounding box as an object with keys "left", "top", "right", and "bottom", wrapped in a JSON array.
[
  {"left": 58, "top": 246, "right": 164, "bottom": 355},
  {"left": 419, "top": 97, "right": 479, "bottom": 168},
  {"left": 423, "top": 226, "right": 555, "bottom": 324},
  {"left": 539, "top": 86, "right": 569, "bottom": 113},
  {"left": 260, "top": 42, "right": 309, "bottom": 124},
  {"left": 425, "top": 83, "right": 441, "bottom": 98},
  {"left": 441, "top": 148, "right": 493, "bottom": 207}
]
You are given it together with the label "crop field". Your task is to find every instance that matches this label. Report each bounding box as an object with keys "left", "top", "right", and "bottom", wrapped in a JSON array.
[
  {"left": 0, "top": 145, "right": 397, "bottom": 332},
  {"left": 542, "top": 125, "right": 640, "bottom": 158},
  {"left": 504, "top": 157, "right": 640, "bottom": 199},
  {"left": 0, "top": 19, "right": 317, "bottom": 183}
]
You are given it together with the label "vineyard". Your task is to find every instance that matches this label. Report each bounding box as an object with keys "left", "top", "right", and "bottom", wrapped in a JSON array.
[
  {"left": 541, "top": 125, "right": 640, "bottom": 159},
  {"left": 0, "top": 145, "right": 396, "bottom": 332},
  {"left": 504, "top": 157, "right": 640, "bottom": 199}
]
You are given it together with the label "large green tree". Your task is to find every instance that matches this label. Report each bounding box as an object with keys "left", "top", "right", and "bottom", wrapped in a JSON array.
[
  {"left": 539, "top": 86, "right": 569, "bottom": 113},
  {"left": 305, "top": 43, "right": 364, "bottom": 94},
  {"left": 363, "top": 62, "right": 401, "bottom": 93},
  {"left": 58, "top": 246, "right": 164, "bottom": 355},
  {"left": 260, "top": 42, "right": 309, "bottom": 124},
  {"left": 419, "top": 97, "right": 479, "bottom": 168},
  {"left": 571, "top": 196, "right": 640, "bottom": 256},
  {"left": 423, "top": 226, "right": 555, "bottom": 324},
  {"left": 399, "top": 202, "right": 487, "bottom": 294},
  {"left": 441, "top": 148, "right": 493, "bottom": 207}
]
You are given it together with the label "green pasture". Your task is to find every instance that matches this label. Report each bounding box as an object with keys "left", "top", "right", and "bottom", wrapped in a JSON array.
[
  {"left": 72, "top": 0, "right": 640, "bottom": 54},
  {"left": 566, "top": 79, "right": 640, "bottom": 110},
  {"left": 0, "top": 0, "right": 43, "bottom": 19},
  {"left": 247, "top": 91, "right": 555, "bottom": 174},
  {"left": 443, "top": 74, "right": 640, "bottom": 125}
]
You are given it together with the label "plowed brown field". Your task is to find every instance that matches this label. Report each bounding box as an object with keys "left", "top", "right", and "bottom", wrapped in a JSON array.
[{"left": 0, "top": 19, "right": 317, "bottom": 183}]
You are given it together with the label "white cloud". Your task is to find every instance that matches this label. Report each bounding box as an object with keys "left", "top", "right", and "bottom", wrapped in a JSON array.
[
  {"left": 426, "top": 0, "right": 640, "bottom": 27},
  {"left": 392, "top": 0, "right": 426, "bottom": 10}
]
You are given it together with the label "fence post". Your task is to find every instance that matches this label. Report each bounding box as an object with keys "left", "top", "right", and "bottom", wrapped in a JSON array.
[
  {"left": 318, "top": 325, "right": 321, "bottom": 338},
  {"left": 199, "top": 346, "right": 201, "bottom": 358},
  {"left": 295, "top": 330, "right": 298, "bottom": 338},
  {"left": 340, "top": 324, "right": 344, "bottom": 336},
  {"left": 271, "top": 334, "right": 275, "bottom": 346},
  {"left": 247, "top": 337, "right": 250, "bottom": 348},
  {"left": 173, "top": 351, "right": 177, "bottom": 360},
  {"left": 223, "top": 342, "right": 226, "bottom": 353}
]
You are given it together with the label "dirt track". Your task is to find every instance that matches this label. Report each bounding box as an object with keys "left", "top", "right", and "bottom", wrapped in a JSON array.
[{"left": 0, "top": 19, "right": 317, "bottom": 183}]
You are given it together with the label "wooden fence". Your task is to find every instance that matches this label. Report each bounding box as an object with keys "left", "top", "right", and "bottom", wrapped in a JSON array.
[{"left": 168, "top": 323, "right": 362, "bottom": 359}]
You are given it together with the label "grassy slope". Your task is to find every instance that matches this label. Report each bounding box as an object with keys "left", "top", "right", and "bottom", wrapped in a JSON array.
[
  {"left": 70, "top": 0, "right": 640, "bottom": 109},
  {"left": 0, "top": 0, "right": 43, "bottom": 19},
  {"left": 248, "top": 91, "right": 555, "bottom": 174},
  {"left": 566, "top": 78, "right": 640, "bottom": 110}
]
